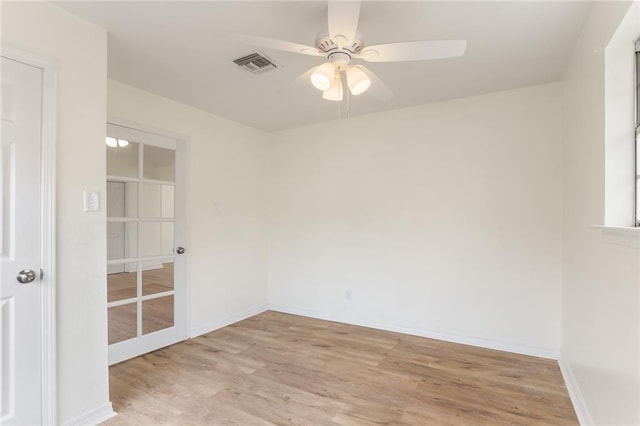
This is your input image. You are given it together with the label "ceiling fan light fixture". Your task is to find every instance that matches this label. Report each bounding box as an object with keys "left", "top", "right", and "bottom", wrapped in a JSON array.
[
  {"left": 346, "top": 66, "right": 371, "bottom": 95},
  {"left": 106, "top": 137, "right": 118, "bottom": 148},
  {"left": 310, "top": 62, "right": 335, "bottom": 91},
  {"left": 322, "top": 72, "right": 343, "bottom": 101}
]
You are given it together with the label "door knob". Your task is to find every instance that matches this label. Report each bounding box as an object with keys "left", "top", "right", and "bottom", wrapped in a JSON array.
[
  {"left": 16, "top": 269, "right": 36, "bottom": 284},
  {"left": 176, "top": 247, "right": 185, "bottom": 255}
]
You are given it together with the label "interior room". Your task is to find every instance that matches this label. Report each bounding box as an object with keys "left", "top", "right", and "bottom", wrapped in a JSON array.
[{"left": 1, "top": 1, "right": 639, "bottom": 425}]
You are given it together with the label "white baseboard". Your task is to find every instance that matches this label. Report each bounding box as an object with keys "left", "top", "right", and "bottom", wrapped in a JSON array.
[
  {"left": 189, "top": 304, "right": 268, "bottom": 338},
  {"left": 268, "top": 304, "right": 560, "bottom": 360},
  {"left": 558, "top": 356, "right": 592, "bottom": 426},
  {"left": 62, "top": 402, "right": 116, "bottom": 426}
]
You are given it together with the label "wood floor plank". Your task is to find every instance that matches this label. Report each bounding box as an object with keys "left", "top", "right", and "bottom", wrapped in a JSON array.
[{"left": 105, "top": 311, "right": 577, "bottom": 425}]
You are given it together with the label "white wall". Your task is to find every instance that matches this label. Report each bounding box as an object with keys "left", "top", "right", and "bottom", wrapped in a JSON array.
[
  {"left": 107, "top": 80, "right": 268, "bottom": 336},
  {"left": 561, "top": 2, "right": 640, "bottom": 425},
  {"left": 267, "top": 83, "right": 563, "bottom": 356},
  {"left": 1, "top": 2, "right": 111, "bottom": 424}
]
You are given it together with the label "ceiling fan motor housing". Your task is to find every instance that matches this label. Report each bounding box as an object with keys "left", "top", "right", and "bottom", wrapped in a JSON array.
[
  {"left": 316, "top": 33, "right": 363, "bottom": 69},
  {"left": 328, "top": 51, "right": 352, "bottom": 69}
]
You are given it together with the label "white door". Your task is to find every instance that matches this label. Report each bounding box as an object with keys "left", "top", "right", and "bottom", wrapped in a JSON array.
[
  {"left": 105, "top": 123, "right": 187, "bottom": 365},
  {"left": 1, "top": 57, "right": 43, "bottom": 424}
]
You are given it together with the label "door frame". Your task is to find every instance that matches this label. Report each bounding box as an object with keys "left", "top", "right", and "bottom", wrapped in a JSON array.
[
  {"left": 105, "top": 118, "right": 190, "bottom": 364},
  {"left": 1, "top": 48, "right": 57, "bottom": 424}
]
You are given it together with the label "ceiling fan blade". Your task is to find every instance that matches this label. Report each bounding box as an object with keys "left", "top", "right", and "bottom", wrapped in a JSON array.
[
  {"left": 355, "top": 65, "right": 393, "bottom": 101},
  {"left": 328, "top": 0, "right": 361, "bottom": 48},
  {"left": 233, "top": 33, "right": 323, "bottom": 57},
  {"left": 356, "top": 40, "right": 467, "bottom": 63}
]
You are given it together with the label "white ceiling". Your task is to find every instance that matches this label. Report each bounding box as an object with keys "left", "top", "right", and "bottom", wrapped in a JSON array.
[{"left": 57, "top": 1, "right": 590, "bottom": 132}]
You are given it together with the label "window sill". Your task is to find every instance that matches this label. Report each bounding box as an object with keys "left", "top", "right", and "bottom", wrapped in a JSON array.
[{"left": 592, "top": 225, "right": 640, "bottom": 248}]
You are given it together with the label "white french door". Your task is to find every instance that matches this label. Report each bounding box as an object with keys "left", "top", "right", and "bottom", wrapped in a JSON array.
[{"left": 106, "top": 123, "right": 187, "bottom": 365}]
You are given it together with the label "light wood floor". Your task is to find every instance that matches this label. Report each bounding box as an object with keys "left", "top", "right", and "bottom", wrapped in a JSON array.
[{"left": 105, "top": 311, "right": 578, "bottom": 425}]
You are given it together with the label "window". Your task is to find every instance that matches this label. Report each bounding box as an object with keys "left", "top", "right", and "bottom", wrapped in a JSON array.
[
  {"left": 603, "top": 3, "right": 637, "bottom": 229},
  {"left": 636, "top": 41, "right": 640, "bottom": 226}
]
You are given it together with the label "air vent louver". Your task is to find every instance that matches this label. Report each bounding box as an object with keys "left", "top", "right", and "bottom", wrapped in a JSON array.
[{"left": 233, "top": 52, "right": 277, "bottom": 74}]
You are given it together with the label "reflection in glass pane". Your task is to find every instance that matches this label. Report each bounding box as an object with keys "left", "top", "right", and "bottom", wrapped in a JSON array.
[
  {"left": 108, "top": 303, "right": 137, "bottom": 344},
  {"left": 107, "top": 264, "right": 137, "bottom": 302},
  {"left": 143, "top": 145, "right": 175, "bottom": 182},
  {"left": 107, "top": 222, "right": 137, "bottom": 260},
  {"left": 142, "top": 262, "right": 174, "bottom": 296},
  {"left": 107, "top": 141, "right": 139, "bottom": 178},
  {"left": 141, "top": 222, "right": 174, "bottom": 257},
  {"left": 106, "top": 181, "right": 138, "bottom": 218},
  {"left": 142, "top": 184, "right": 175, "bottom": 218},
  {"left": 142, "top": 296, "right": 174, "bottom": 335}
]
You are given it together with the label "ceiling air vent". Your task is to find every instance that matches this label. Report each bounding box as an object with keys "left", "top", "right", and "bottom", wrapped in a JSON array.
[{"left": 233, "top": 52, "right": 277, "bottom": 74}]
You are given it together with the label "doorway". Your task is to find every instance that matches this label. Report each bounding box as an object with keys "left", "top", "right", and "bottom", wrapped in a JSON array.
[{"left": 106, "top": 123, "right": 187, "bottom": 365}]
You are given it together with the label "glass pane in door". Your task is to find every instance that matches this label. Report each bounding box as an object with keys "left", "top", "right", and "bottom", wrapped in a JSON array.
[
  {"left": 143, "top": 145, "right": 175, "bottom": 181},
  {"left": 107, "top": 222, "right": 137, "bottom": 261},
  {"left": 106, "top": 182, "right": 138, "bottom": 218},
  {"left": 107, "top": 265, "right": 137, "bottom": 302},
  {"left": 142, "top": 184, "right": 174, "bottom": 218},
  {"left": 108, "top": 303, "right": 137, "bottom": 344},
  {"left": 140, "top": 222, "right": 174, "bottom": 257},
  {"left": 142, "top": 296, "right": 174, "bottom": 335},
  {"left": 107, "top": 141, "right": 139, "bottom": 178},
  {"left": 142, "top": 262, "right": 174, "bottom": 296}
]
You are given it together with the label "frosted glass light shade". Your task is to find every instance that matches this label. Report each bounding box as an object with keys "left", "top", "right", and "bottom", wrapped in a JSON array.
[
  {"left": 117, "top": 139, "right": 129, "bottom": 147},
  {"left": 106, "top": 137, "right": 118, "bottom": 148},
  {"left": 311, "top": 62, "right": 335, "bottom": 91},
  {"left": 323, "top": 72, "right": 343, "bottom": 101},
  {"left": 346, "top": 66, "right": 371, "bottom": 95}
]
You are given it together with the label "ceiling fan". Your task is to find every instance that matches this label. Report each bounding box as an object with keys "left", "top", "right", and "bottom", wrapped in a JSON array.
[{"left": 238, "top": 1, "right": 467, "bottom": 101}]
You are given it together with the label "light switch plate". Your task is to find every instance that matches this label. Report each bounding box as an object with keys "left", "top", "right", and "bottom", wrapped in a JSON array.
[{"left": 83, "top": 191, "right": 100, "bottom": 212}]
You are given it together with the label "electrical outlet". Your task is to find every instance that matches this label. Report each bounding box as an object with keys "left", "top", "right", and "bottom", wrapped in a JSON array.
[{"left": 345, "top": 289, "right": 352, "bottom": 301}]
